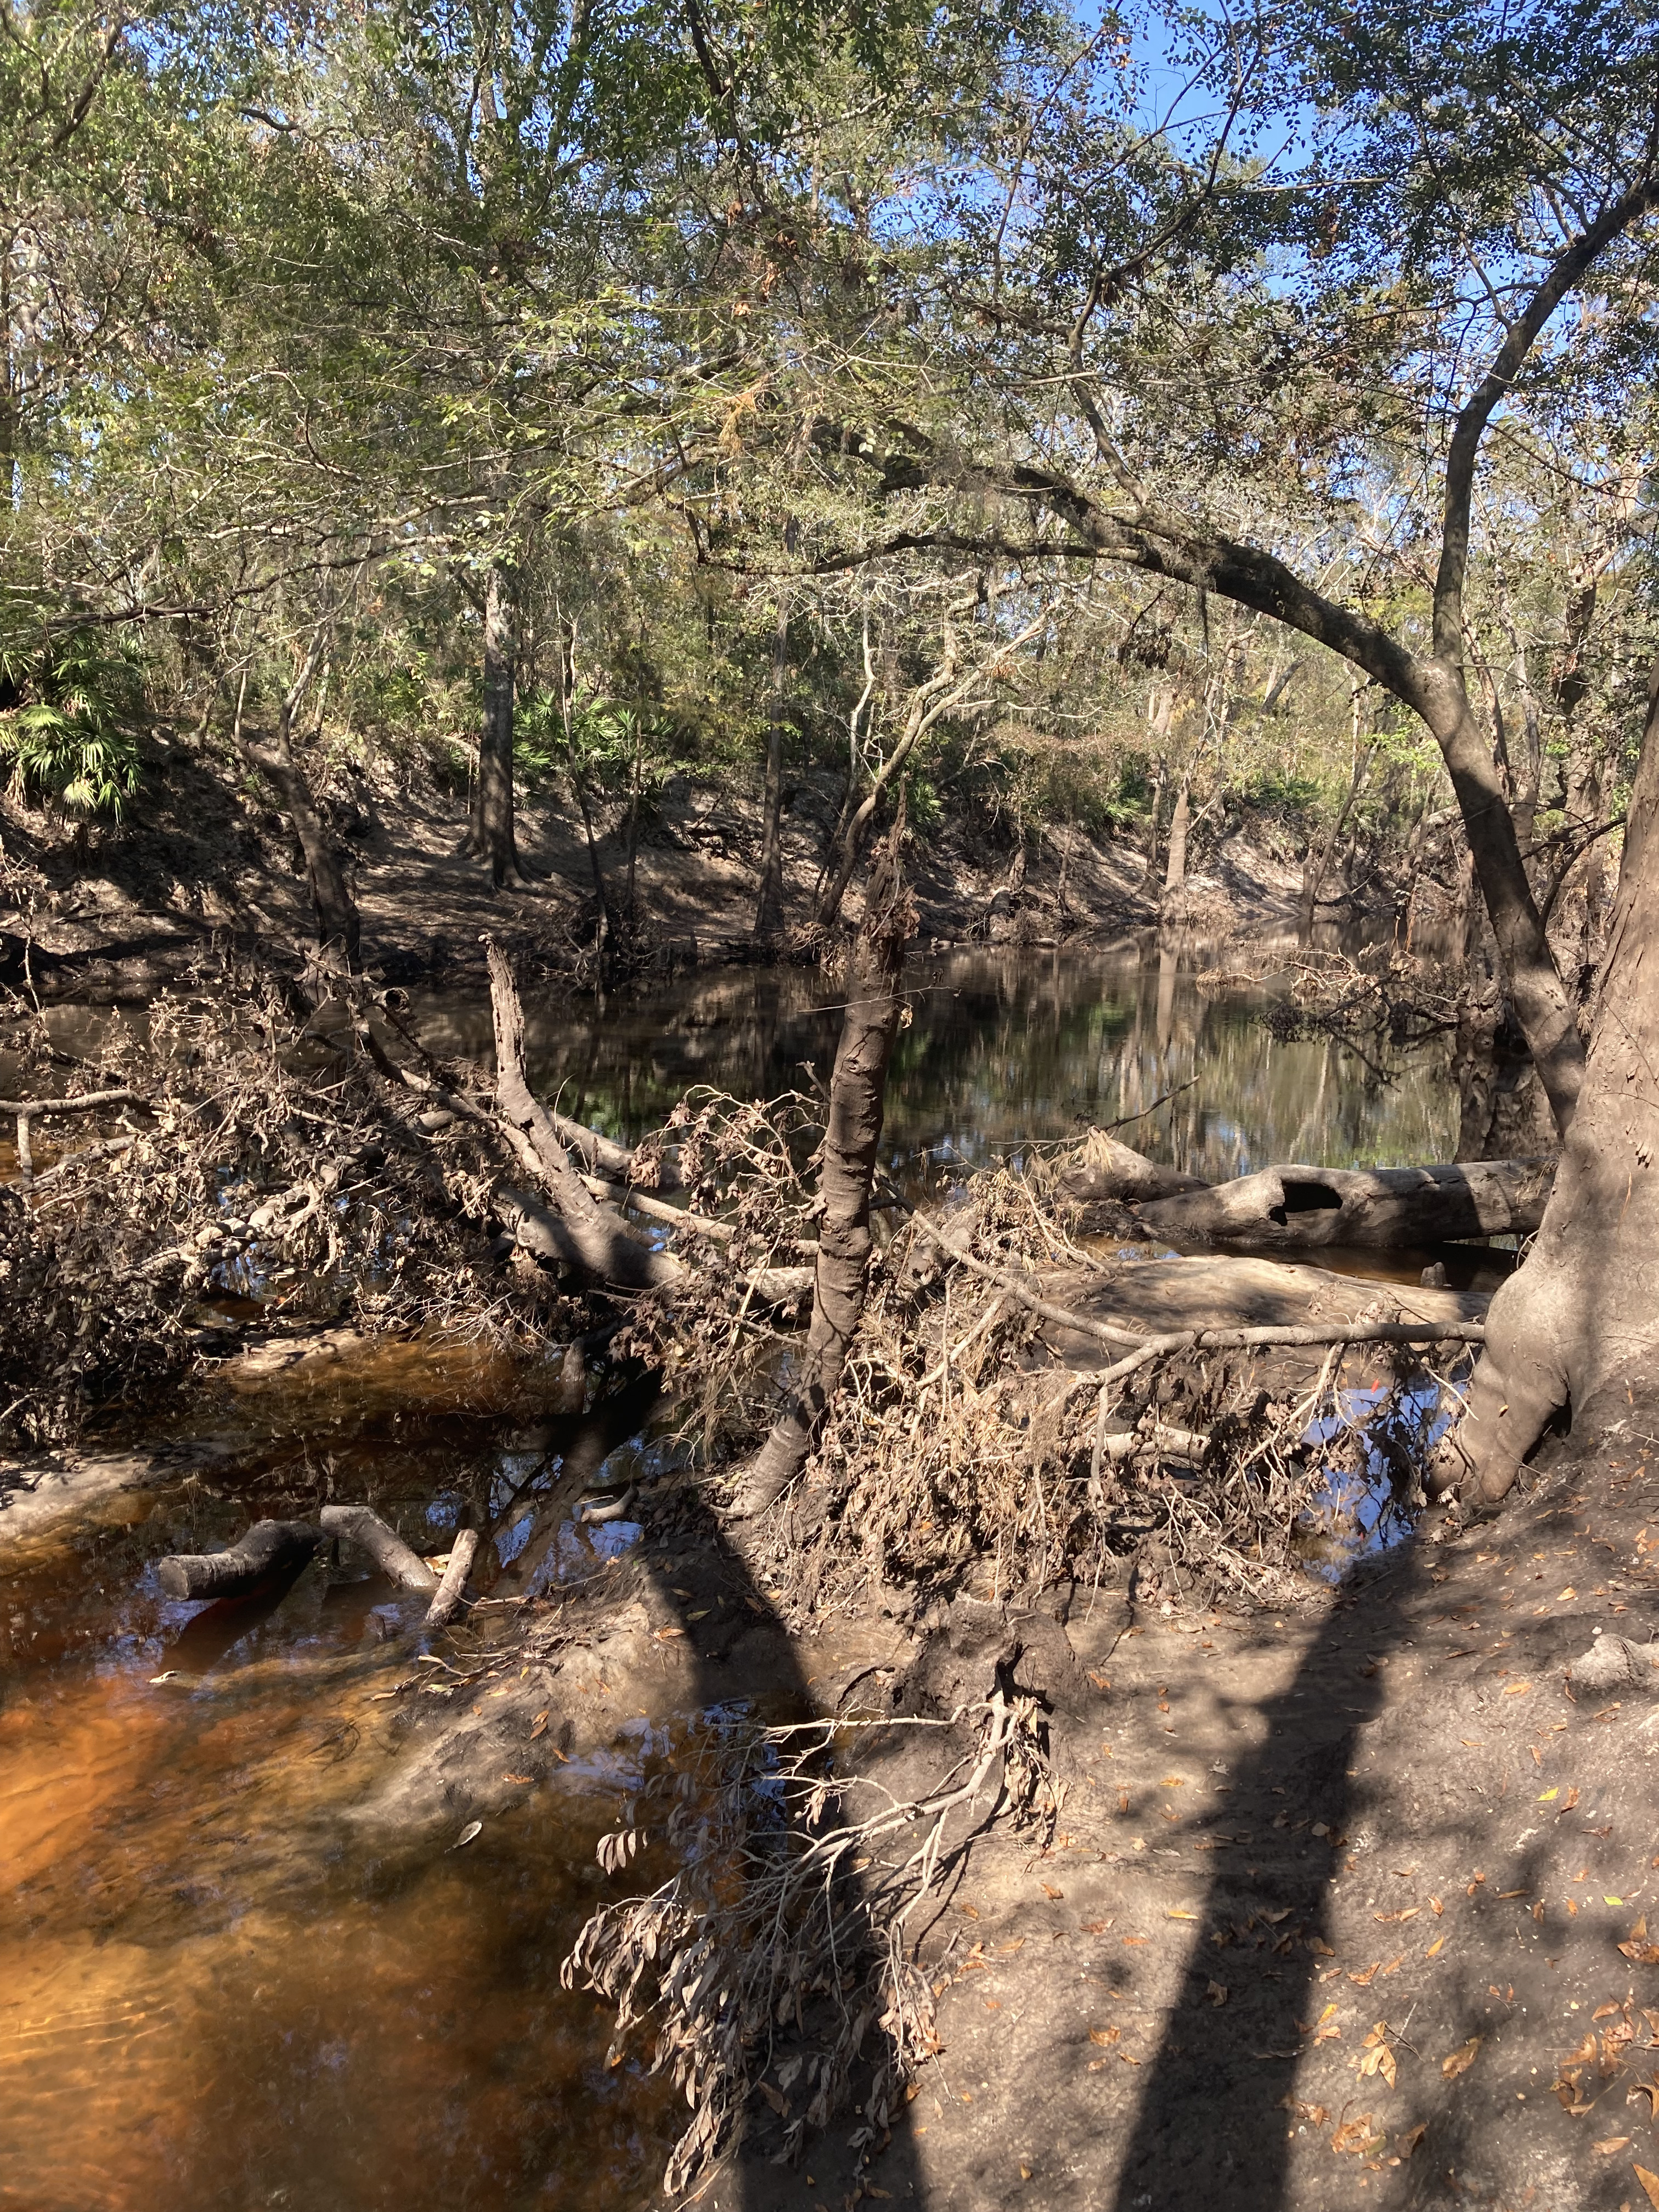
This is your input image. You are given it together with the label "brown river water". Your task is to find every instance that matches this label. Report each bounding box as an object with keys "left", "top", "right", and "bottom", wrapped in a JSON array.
[{"left": 1, "top": 947, "right": 1481, "bottom": 2210}]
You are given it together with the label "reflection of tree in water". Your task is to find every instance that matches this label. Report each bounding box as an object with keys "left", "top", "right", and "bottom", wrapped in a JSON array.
[{"left": 410, "top": 945, "right": 1457, "bottom": 1190}]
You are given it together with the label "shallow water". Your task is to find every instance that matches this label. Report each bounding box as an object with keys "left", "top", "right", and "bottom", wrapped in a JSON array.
[
  {"left": 2, "top": 946, "right": 1476, "bottom": 2207},
  {"left": 0, "top": 1369, "right": 685, "bottom": 2212}
]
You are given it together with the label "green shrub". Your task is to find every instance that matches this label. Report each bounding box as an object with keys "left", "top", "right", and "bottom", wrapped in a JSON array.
[{"left": 0, "top": 620, "right": 144, "bottom": 816}]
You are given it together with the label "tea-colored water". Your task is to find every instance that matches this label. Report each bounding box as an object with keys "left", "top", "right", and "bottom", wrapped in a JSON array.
[
  {"left": 3, "top": 946, "right": 1473, "bottom": 2207},
  {"left": 0, "top": 1430, "right": 677, "bottom": 2212}
]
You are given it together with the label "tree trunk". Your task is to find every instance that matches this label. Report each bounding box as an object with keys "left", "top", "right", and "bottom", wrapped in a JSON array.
[
  {"left": 1137, "top": 1158, "right": 1555, "bottom": 1252},
  {"left": 1161, "top": 778, "right": 1192, "bottom": 901},
  {"left": 1432, "top": 659, "right": 1659, "bottom": 1504},
  {"left": 237, "top": 651, "right": 360, "bottom": 978},
  {"left": 465, "top": 562, "right": 527, "bottom": 890},
  {"left": 486, "top": 938, "right": 679, "bottom": 1291},
  {"left": 754, "top": 599, "right": 789, "bottom": 944},
  {"left": 157, "top": 1519, "right": 323, "bottom": 1600},
  {"left": 732, "top": 823, "right": 915, "bottom": 1515},
  {"left": 1415, "top": 669, "right": 1585, "bottom": 1136}
]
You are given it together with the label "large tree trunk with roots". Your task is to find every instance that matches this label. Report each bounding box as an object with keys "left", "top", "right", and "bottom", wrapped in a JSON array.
[
  {"left": 1432, "top": 662, "right": 1659, "bottom": 1505},
  {"left": 465, "top": 563, "right": 529, "bottom": 890},
  {"left": 486, "top": 939, "right": 679, "bottom": 1291},
  {"left": 732, "top": 825, "right": 915, "bottom": 1515},
  {"left": 1137, "top": 1158, "right": 1554, "bottom": 1253}
]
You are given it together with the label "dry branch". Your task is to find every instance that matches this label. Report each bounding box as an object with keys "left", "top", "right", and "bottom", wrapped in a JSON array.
[
  {"left": 157, "top": 1518, "right": 322, "bottom": 1600},
  {"left": 320, "top": 1504, "right": 437, "bottom": 1592},
  {"left": 425, "top": 1527, "right": 480, "bottom": 1628}
]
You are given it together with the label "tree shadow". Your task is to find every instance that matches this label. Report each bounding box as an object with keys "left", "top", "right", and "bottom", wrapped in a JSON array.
[
  {"left": 1108, "top": 1533, "right": 1428, "bottom": 2212},
  {"left": 646, "top": 1480, "right": 929, "bottom": 2212}
]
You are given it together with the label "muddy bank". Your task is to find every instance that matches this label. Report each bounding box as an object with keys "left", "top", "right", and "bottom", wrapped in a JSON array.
[{"left": 2, "top": 751, "right": 1302, "bottom": 1001}]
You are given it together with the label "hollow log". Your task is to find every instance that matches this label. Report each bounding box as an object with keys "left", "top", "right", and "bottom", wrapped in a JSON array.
[
  {"left": 157, "top": 1518, "right": 322, "bottom": 1600},
  {"left": 320, "top": 1503, "right": 438, "bottom": 1592},
  {"left": 1135, "top": 1159, "right": 1554, "bottom": 1251},
  {"left": 425, "top": 1527, "right": 480, "bottom": 1629}
]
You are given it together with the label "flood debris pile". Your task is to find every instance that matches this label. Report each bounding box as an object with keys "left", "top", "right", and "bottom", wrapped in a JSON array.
[{"left": 563, "top": 1691, "right": 1057, "bottom": 2196}]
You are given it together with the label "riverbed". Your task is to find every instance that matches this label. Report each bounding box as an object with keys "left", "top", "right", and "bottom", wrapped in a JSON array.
[{"left": 1, "top": 946, "right": 1470, "bottom": 2210}]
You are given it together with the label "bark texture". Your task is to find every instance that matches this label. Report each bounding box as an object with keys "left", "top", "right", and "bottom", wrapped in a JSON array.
[
  {"left": 732, "top": 826, "right": 915, "bottom": 1515},
  {"left": 465, "top": 562, "right": 525, "bottom": 890},
  {"left": 1137, "top": 1159, "right": 1554, "bottom": 1253},
  {"left": 320, "top": 1503, "right": 438, "bottom": 1592},
  {"left": 157, "top": 1519, "right": 322, "bottom": 1600},
  {"left": 754, "top": 599, "right": 789, "bottom": 944},
  {"left": 1432, "top": 662, "right": 1659, "bottom": 1503}
]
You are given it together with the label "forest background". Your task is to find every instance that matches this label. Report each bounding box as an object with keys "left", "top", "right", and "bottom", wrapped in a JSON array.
[{"left": 5, "top": 0, "right": 1657, "bottom": 1040}]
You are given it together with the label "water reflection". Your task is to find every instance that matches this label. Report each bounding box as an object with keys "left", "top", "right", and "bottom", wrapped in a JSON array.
[{"left": 409, "top": 944, "right": 1456, "bottom": 1191}]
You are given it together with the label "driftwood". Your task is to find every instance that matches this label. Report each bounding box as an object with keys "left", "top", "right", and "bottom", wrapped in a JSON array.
[
  {"left": 3, "top": 1088, "right": 142, "bottom": 1190},
  {"left": 320, "top": 1503, "right": 438, "bottom": 1592},
  {"left": 901, "top": 1205, "right": 1486, "bottom": 1376},
  {"left": 157, "top": 1517, "right": 322, "bottom": 1600},
  {"left": 1136, "top": 1159, "right": 1555, "bottom": 1251},
  {"left": 496, "top": 1186, "right": 812, "bottom": 1307},
  {"left": 425, "top": 1527, "right": 480, "bottom": 1628},
  {"left": 1056, "top": 1131, "right": 1209, "bottom": 1204}
]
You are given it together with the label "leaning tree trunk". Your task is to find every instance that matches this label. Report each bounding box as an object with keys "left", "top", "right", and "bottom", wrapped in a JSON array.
[
  {"left": 486, "top": 938, "right": 679, "bottom": 1291},
  {"left": 466, "top": 562, "right": 527, "bottom": 891},
  {"left": 1432, "top": 659, "right": 1659, "bottom": 1505},
  {"left": 732, "top": 823, "right": 915, "bottom": 1515}
]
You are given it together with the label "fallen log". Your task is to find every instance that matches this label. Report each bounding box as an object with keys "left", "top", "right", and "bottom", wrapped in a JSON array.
[
  {"left": 1135, "top": 1159, "right": 1555, "bottom": 1251},
  {"left": 899, "top": 1203, "right": 1486, "bottom": 1377},
  {"left": 320, "top": 1503, "right": 438, "bottom": 1592},
  {"left": 425, "top": 1527, "right": 480, "bottom": 1628},
  {"left": 495, "top": 1186, "right": 812, "bottom": 1307},
  {"left": 1055, "top": 1131, "right": 1209, "bottom": 1204},
  {"left": 157, "top": 1517, "right": 323, "bottom": 1600}
]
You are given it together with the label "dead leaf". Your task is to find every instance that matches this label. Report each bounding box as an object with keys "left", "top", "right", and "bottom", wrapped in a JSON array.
[
  {"left": 1262, "top": 1906, "right": 1293, "bottom": 1925},
  {"left": 1207, "top": 1982, "right": 1228, "bottom": 2007},
  {"left": 1442, "top": 2036, "right": 1482, "bottom": 2080},
  {"left": 502, "top": 1771, "right": 533, "bottom": 1785},
  {"left": 1593, "top": 2137, "right": 1632, "bottom": 2154},
  {"left": 1504, "top": 1680, "right": 1532, "bottom": 1696},
  {"left": 1308, "top": 1936, "right": 1335, "bottom": 1956},
  {"left": 1331, "top": 2116, "right": 1384, "bottom": 2155},
  {"left": 997, "top": 1939, "right": 1026, "bottom": 1955},
  {"left": 1040, "top": 1882, "right": 1064, "bottom": 1900},
  {"left": 1166, "top": 1908, "right": 1198, "bottom": 1921},
  {"left": 654, "top": 1624, "right": 685, "bottom": 1641},
  {"left": 1426, "top": 1936, "right": 1447, "bottom": 1959},
  {"left": 1396, "top": 2123, "right": 1426, "bottom": 2158},
  {"left": 1090, "top": 2026, "right": 1121, "bottom": 2047},
  {"left": 686, "top": 1609, "right": 711, "bottom": 1622},
  {"left": 1565, "top": 1785, "right": 1581, "bottom": 1809},
  {"left": 758, "top": 2083, "right": 789, "bottom": 2117},
  {"left": 1635, "top": 2165, "right": 1659, "bottom": 2212},
  {"left": 1160, "top": 1774, "right": 1186, "bottom": 1788},
  {"left": 1349, "top": 1962, "right": 1381, "bottom": 1988}
]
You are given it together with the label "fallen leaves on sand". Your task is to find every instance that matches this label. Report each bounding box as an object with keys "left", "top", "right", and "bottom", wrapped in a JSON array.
[
  {"left": 1441, "top": 2037, "right": 1482, "bottom": 2079},
  {"left": 1349, "top": 1962, "right": 1381, "bottom": 1988},
  {"left": 1331, "top": 2115, "right": 1385, "bottom": 2156},
  {"left": 1618, "top": 1916, "right": 1659, "bottom": 1965},
  {"left": 1358, "top": 2023, "right": 1398, "bottom": 2089}
]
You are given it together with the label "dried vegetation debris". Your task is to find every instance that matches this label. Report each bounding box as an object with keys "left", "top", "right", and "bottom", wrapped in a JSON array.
[
  {"left": 0, "top": 966, "right": 588, "bottom": 1454},
  {"left": 563, "top": 1691, "right": 1059, "bottom": 2197}
]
